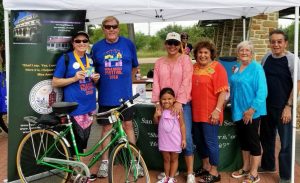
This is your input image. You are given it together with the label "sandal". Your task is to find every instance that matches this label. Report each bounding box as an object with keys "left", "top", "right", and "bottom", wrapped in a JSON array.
[
  {"left": 195, "top": 168, "right": 209, "bottom": 177},
  {"left": 198, "top": 173, "right": 221, "bottom": 183},
  {"left": 231, "top": 169, "right": 249, "bottom": 178},
  {"left": 242, "top": 174, "right": 260, "bottom": 183}
]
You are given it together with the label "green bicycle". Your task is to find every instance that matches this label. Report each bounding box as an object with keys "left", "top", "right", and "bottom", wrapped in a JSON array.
[{"left": 16, "top": 94, "right": 150, "bottom": 183}]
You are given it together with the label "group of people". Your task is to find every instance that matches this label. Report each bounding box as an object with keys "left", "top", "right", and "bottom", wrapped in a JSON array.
[
  {"left": 151, "top": 29, "right": 299, "bottom": 183},
  {"left": 52, "top": 14, "right": 298, "bottom": 183}
]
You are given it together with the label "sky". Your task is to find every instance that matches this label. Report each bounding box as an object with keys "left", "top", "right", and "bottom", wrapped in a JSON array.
[{"left": 134, "top": 19, "right": 294, "bottom": 36}]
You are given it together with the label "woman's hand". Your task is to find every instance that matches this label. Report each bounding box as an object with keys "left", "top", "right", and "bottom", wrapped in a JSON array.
[
  {"left": 91, "top": 73, "right": 100, "bottom": 83},
  {"left": 210, "top": 109, "right": 220, "bottom": 125},
  {"left": 281, "top": 105, "right": 292, "bottom": 124},
  {"left": 181, "top": 139, "right": 186, "bottom": 149},
  {"left": 172, "top": 102, "right": 183, "bottom": 115},
  {"left": 243, "top": 108, "right": 255, "bottom": 125},
  {"left": 74, "top": 71, "right": 85, "bottom": 81},
  {"left": 153, "top": 104, "right": 162, "bottom": 124}
]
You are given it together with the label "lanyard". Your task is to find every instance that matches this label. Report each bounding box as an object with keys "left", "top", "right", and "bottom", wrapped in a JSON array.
[{"left": 73, "top": 51, "right": 90, "bottom": 71}]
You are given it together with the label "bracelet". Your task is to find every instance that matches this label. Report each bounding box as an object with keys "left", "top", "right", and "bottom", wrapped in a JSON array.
[{"left": 215, "top": 107, "right": 222, "bottom": 113}]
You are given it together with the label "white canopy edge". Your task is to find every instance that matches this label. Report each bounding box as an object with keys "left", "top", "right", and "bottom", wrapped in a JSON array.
[{"left": 3, "top": 0, "right": 300, "bottom": 23}]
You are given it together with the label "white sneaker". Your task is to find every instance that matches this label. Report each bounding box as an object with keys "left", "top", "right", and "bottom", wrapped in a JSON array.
[
  {"left": 168, "top": 177, "right": 177, "bottom": 183},
  {"left": 132, "top": 160, "right": 144, "bottom": 177},
  {"left": 156, "top": 176, "right": 168, "bottom": 183},
  {"left": 157, "top": 171, "right": 179, "bottom": 179},
  {"left": 186, "top": 174, "right": 195, "bottom": 183},
  {"left": 97, "top": 160, "right": 108, "bottom": 178}
]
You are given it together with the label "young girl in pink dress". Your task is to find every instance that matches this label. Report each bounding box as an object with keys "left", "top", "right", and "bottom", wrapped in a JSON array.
[{"left": 154, "top": 87, "right": 186, "bottom": 183}]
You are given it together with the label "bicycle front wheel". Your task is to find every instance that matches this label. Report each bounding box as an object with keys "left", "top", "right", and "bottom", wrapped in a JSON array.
[
  {"left": 16, "top": 129, "right": 70, "bottom": 183},
  {"left": 108, "top": 143, "right": 150, "bottom": 183}
]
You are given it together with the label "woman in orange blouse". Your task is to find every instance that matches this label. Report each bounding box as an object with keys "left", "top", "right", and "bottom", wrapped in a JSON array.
[{"left": 191, "top": 41, "right": 229, "bottom": 183}]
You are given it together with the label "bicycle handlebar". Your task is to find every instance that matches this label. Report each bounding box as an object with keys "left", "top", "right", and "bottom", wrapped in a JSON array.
[{"left": 95, "top": 93, "right": 140, "bottom": 117}]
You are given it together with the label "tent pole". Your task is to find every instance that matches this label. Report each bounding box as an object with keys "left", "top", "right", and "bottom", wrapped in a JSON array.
[
  {"left": 242, "top": 16, "right": 246, "bottom": 41},
  {"left": 4, "top": 10, "right": 10, "bottom": 124},
  {"left": 291, "top": 6, "right": 299, "bottom": 183}
]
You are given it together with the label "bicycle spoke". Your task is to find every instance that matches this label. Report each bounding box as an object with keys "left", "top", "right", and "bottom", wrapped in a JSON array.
[{"left": 109, "top": 143, "right": 150, "bottom": 183}]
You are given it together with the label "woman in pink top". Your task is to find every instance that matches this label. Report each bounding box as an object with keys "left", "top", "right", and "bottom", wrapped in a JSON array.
[{"left": 152, "top": 32, "right": 195, "bottom": 183}]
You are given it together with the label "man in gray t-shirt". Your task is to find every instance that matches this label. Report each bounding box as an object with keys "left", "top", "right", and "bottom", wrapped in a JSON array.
[{"left": 259, "top": 29, "right": 300, "bottom": 183}]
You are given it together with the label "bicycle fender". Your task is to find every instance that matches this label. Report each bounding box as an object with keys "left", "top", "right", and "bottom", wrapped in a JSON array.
[{"left": 52, "top": 130, "right": 71, "bottom": 147}]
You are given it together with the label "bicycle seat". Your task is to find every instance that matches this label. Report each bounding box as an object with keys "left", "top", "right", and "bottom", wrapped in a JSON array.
[{"left": 52, "top": 102, "right": 78, "bottom": 114}]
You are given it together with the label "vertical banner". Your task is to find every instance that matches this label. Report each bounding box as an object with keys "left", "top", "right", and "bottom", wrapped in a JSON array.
[{"left": 8, "top": 10, "right": 86, "bottom": 181}]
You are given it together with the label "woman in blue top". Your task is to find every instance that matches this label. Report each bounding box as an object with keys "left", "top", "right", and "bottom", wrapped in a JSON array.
[
  {"left": 52, "top": 31, "right": 100, "bottom": 155},
  {"left": 230, "top": 41, "right": 267, "bottom": 183}
]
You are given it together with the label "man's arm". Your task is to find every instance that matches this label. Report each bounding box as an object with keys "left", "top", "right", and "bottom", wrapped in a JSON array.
[
  {"left": 281, "top": 80, "right": 300, "bottom": 124},
  {"left": 131, "top": 67, "right": 138, "bottom": 81}
]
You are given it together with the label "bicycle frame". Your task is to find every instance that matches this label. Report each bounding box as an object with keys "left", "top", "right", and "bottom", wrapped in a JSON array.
[{"left": 33, "top": 110, "right": 135, "bottom": 178}]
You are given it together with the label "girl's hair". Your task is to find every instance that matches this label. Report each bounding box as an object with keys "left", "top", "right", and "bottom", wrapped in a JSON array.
[{"left": 159, "top": 87, "right": 175, "bottom": 99}]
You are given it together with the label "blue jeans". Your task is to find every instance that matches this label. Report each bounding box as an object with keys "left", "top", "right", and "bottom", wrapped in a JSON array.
[
  {"left": 182, "top": 102, "right": 194, "bottom": 156},
  {"left": 193, "top": 122, "right": 219, "bottom": 166},
  {"left": 260, "top": 106, "right": 292, "bottom": 180}
]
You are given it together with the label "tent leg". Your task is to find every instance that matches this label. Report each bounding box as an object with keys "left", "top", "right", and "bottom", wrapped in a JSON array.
[
  {"left": 242, "top": 16, "right": 246, "bottom": 41},
  {"left": 291, "top": 6, "right": 299, "bottom": 183}
]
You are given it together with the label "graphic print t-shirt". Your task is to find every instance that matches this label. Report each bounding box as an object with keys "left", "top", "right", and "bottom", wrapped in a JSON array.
[
  {"left": 91, "top": 37, "right": 139, "bottom": 106},
  {"left": 53, "top": 52, "right": 96, "bottom": 116}
]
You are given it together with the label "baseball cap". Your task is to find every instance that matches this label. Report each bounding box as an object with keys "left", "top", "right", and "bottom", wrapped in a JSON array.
[
  {"left": 165, "top": 32, "right": 181, "bottom": 42},
  {"left": 72, "top": 31, "right": 89, "bottom": 41}
]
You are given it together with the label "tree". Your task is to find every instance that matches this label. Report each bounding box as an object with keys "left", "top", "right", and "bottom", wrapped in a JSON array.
[
  {"left": 89, "top": 24, "right": 129, "bottom": 44},
  {"left": 135, "top": 32, "right": 149, "bottom": 50},
  {"left": 284, "top": 22, "right": 300, "bottom": 52},
  {"left": 184, "top": 24, "right": 214, "bottom": 46},
  {"left": 155, "top": 23, "right": 214, "bottom": 47},
  {"left": 156, "top": 24, "right": 184, "bottom": 40},
  {"left": 0, "top": 0, "right": 4, "bottom": 44}
]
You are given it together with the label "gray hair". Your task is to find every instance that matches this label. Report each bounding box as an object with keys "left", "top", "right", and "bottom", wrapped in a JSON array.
[{"left": 237, "top": 41, "right": 254, "bottom": 54}]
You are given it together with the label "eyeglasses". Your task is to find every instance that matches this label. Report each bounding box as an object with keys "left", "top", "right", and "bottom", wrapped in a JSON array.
[
  {"left": 181, "top": 37, "right": 188, "bottom": 40},
  {"left": 270, "top": 40, "right": 284, "bottom": 45},
  {"left": 103, "top": 25, "right": 119, "bottom": 30},
  {"left": 74, "top": 39, "right": 89, "bottom": 44},
  {"left": 166, "top": 40, "right": 180, "bottom": 46}
]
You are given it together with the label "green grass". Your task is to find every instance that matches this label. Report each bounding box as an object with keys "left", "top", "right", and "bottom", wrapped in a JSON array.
[
  {"left": 139, "top": 63, "right": 154, "bottom": 76},
  {"left": 137, "top": 50, "right": 165, "bottom": 58}
]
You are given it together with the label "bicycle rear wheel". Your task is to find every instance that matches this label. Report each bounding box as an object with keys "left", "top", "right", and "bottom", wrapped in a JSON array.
[
  {"left": 16, "top": 129, "right": 70, "bottom": 183},
  {"left": 108, "top": 142, "right": 150, "bottom": 183}
]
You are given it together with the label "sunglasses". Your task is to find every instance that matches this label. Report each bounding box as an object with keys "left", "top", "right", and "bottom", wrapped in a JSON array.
[
  {"left": 74, "top": 39, "right": 89, "bottom": 44},
  {"left": 103, "top": 25, "right": 119, "bottom": 30},
  {"left": 166, "top": 40, "right": 180, "bottom": 46}
]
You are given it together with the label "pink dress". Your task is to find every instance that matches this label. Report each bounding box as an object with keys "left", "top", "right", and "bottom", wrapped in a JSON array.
[{"left": 158, "top": 110, "right": 182, "bottom": 153}]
